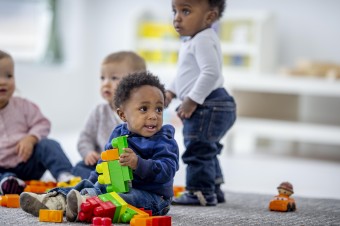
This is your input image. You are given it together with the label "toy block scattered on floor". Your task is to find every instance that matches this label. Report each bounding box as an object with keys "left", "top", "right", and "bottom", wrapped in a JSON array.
[
  {"left": 99, "top": 192, "right": 127, "bottom": 223},
  {"left": 0, "top": 194, "right": 20, "bottom": 208},
  {"left": 79, "top": 196, "right": 108, "bottom": 222},
  {"left": 173, "top": 186, "right": 185, "bottom": 197},
  {"left": 119, "top": 204, "right": 150, "bottom": 223},
  {"left": 79, "top": 192, "right": 129, "bottom": 223},
  {"left": 139, "top": 207, "right": 152, "bottom": 217},
  {"left": 39, "top": 209, "right": 63, "bottom": 223},
  {"left": 130, "top": 215, "right": 171, "bottom": 226},
  {"left": 79, "top": 191, "right": 152, "bottom": 224},
  {"left": 57, "top": 176, "right": 82, "bottom": 188},
  {"left": 91, "top": 217, "right": 114, "bottom": 226},
  {"left": 24, "top": 180, "right": 57, "bottom": 193}
]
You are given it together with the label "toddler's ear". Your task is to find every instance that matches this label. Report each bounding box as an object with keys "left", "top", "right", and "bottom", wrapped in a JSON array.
[
  {"left": 117, "top": 108, "right": 127, "bottom": 122},
  {"left": 207, "top": 8, "right": 218, "bottom": 24}
]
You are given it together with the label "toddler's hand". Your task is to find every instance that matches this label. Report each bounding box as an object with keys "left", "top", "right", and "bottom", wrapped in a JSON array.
[
  {"left": 177, "top": 97, "right": 197, "bottom": 119},
  {"left": 119, "top": 148, "right": 138, "bottom": 170},
  {"left": 165, "top": 91, "right": 175, "bottom": 108},
  {"left": 85, "top": 151, "right": 100, "bottom": 166},
  {"left": 16, "top": 135, "right": 37, "bottom": 162}
]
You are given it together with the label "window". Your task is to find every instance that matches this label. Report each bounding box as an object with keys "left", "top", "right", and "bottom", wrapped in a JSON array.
[{"left": 0, "top": 0, "right": 60, "bottom": 63}]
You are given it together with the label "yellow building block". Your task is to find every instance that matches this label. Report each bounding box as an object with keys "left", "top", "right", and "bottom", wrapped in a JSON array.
[
  {"left": 96, "top": 162, "right": 111, "bottom": 184},
  {"left": 109, "top": 192, "right": 127, "bottom": 222}
]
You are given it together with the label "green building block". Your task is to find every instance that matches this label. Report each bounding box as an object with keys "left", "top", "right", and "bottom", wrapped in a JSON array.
[
  {"left": 98, "top": 192, "right": 127, "bottom": 223},
  {"left": 111, "top": 136, "right": 133, "bottom": 183},
  {"left": 107, "top": 161, "right": 129, "bottom": 193}
]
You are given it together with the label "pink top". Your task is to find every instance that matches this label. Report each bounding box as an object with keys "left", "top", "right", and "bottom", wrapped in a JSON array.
[{"left": 0, "top": 96, "right": 51, "bottom": 168}]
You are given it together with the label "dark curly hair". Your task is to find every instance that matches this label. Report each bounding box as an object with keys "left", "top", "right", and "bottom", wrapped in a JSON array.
[
  {"left": 209, "top": 0, "right": 226, "bottom": 19},
  {"left": 114, "top": 71, "right": 166, "bottom": 108}
]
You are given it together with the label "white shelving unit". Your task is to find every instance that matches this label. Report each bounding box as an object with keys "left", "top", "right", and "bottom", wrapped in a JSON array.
[
  {"left": 219, "top": 11, "right": 276, "bottom": 73},
  {"left": 225, "top": 74, "right": 340, "bottom": 153}
]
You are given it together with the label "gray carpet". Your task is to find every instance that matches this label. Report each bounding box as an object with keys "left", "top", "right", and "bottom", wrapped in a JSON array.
[{"left": 1, "top": 191, "right": 339, "bottom": 225}]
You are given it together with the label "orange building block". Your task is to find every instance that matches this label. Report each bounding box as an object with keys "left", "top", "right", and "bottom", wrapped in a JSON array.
[
  {"left": 39, "top": 209, "right": 63, "bottom": 223},
  {"left": 24, "top": 180, "right": 57, "bottom": 193},
  {"left": 130, "top": 216, "right": 171, "bottom": 226},
  {"left": 173, "top": 186, "right": 185, "bottom": 197},
  {"left": 0, "top": 194, "right": 20, "bottom": 208},
  {"left": 101, "top": 149, "right": 120, "bottom": 161}
]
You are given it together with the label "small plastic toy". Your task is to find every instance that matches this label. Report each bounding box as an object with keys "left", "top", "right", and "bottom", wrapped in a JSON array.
[
  {"left": 78, "top": 196, "right": 115, "bottom": 223},
  {"left": 269, "top": 181, "right": 296, "bottom": 212},
  {"left": 57, "top": 176, "right": 81, "bottom": 188},
  {"left": 120, "top": 204, "right": 149, "bottom": 223},
  {"left": 281, "top": 59, "right": 340, "bottom": 79},
  {"left": 130, "top": 215, "right": 171, "bottom": 226},
  {"left": 91, "top": 217, "right": 113, "bottom": 226},
  {"left": 24, "top": 180, "right": 57, "bottom": 193},
  {"left": 173, "top": 185, "right": 185, "bottom": 197},
  {"left": 0, "top": 194, "right": 20, "bottom": 208},
  {"left": 39, "top": 209, "right": 63, "bottom": 223}
]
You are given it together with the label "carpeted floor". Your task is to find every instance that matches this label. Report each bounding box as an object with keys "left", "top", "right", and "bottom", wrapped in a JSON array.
[{"left": 1, "top": 191, "right": 339, "bottom": 225}]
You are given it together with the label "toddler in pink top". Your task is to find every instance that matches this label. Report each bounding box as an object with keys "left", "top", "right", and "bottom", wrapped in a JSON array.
[{"left": 0, "top": 50, "right": 75, "bottom": 195}]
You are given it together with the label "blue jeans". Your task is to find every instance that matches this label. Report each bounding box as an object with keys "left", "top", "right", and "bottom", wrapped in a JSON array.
[
  {"left": 51, "top": 179, "right": 171, "bottom": 216},
  {"left": 181, "top": 88, "right": 236, "bottom": 193},
  {"left": 0, "top": 138, "right": 73, "bottom": 181},
  {"left": 71, "top": 160, "right": 95, "bottom": 179}
]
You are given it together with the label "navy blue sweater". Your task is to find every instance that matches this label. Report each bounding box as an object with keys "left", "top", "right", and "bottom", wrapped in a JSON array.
[{"left": 88, "top": 123, "right": 179, "bottom": 198}]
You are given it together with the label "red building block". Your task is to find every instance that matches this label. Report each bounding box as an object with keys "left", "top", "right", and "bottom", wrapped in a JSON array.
[
  {"left": 94, "top": 200, "right": 116, "bottom": 218},
  {"left": 79, "top": 196, "right": 117, "bottom": 223},
  {"left": 91, "top": 217, "right": 114, "bottom": 226},
  {"left": 79, "top": 197, "right": 102, "bottom": 222},
  {"left": 139, "top": 207, "right": 152, "bottom": 216},
  {"left": 152, "top": 216, "right": 172, "bottom": 226}
]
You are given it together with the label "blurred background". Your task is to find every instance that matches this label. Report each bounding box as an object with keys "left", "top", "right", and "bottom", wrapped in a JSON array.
[{"left": 1, "top": 0, "right": 339, "bottom": 199}]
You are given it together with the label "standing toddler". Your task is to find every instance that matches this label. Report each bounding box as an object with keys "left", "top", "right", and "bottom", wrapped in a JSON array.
[{"left": 166, "top": 0, "right": 236, "bottom": 206}]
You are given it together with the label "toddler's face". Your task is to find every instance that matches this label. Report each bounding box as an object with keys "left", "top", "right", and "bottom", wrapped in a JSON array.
[
  {"left": 100, "top": 61, "right": 135, "bottom": 107},
  {"left": 172, "top": 0, "right": 214, "bottom": 37},
  {"left": 118, "top": 85, "right": 164, "bottom": 137},
  {"left": 0, "top": 57, "right": 15, "bottom": 109}
]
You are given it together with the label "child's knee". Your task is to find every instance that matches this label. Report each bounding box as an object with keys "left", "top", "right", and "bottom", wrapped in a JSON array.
[{"left": 35, "top": 138, "right": 62, "bottom": 152}]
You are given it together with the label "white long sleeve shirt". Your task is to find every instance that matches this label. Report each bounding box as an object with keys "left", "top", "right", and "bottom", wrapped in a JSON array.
[{"left": 168, "top": 28, "right": 224, "bottom": 104}]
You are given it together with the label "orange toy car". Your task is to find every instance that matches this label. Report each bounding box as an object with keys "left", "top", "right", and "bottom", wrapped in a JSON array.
[{"left": 269, "top": 181, "right": 296, "bottom": 212}]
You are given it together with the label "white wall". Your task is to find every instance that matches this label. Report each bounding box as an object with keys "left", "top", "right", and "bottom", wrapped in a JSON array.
[
  {"left": 12, "top": 0, "right": 340, "bottom": 136},
  {"left": 228, "top": 0, "right": 340, "bottom": 65}
]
